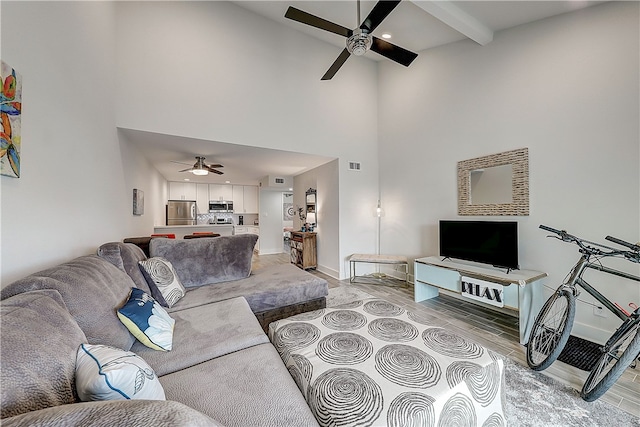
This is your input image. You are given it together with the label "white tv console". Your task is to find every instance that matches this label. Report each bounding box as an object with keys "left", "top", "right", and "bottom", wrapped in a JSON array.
[{"left": 414, "top": 256, "right": 547, "bottom": 344}]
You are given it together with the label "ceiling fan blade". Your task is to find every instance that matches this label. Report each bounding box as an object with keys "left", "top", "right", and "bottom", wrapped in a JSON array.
[
  {"left": 178, "top": 167, "right": 193, "bottom": 173},
  {"left": 360, "top": 0, "right": 401, "bottom": 33},
  {"left": 207, "top": 164, "right": 223, "bottom": 168},
  {"left": 321, "top": 48, "right": 351, "bottom": 80},
  {"left": 285, "top": 7, "right": 352, "bottom": 38},
  {"left": 206, "top": 167, "right": 224, "bottom": 175},
  {"left": 371, "top": 36, "right": 417, "bottom": 67},
  {"left": 171, "top": 160, "right": 194, "bottom": 166}
]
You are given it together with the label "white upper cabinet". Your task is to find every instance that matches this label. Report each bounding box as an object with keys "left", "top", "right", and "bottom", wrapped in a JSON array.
[
  {"left": 168, "top": 182, "right": 197, "bottom": 201},
  {"left": 209, "top": 184, "right": 233, "bottom": 201},
  {"left": 243, "top": 186, "right": 259, "bottom": 214},
  {"left": 196, "top": 183, "right": 210, "bottom": 214},
  {"left": 232, "top": 185, "right": 244, "bottom": 213}
]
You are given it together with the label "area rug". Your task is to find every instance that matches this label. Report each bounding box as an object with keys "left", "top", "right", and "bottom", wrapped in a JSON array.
[{"left": 325, "top": 286, "right": 640, "bottom": 426}]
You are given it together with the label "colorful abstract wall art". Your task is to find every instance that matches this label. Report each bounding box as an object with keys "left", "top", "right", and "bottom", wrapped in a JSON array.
[{"left": 1, "top": 61, "right": 22, "bottom": 178}]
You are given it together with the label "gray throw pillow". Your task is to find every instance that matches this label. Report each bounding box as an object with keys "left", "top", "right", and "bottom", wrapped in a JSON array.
[{"left": 138, "top": 257, "right": 186, "bottom": 307}]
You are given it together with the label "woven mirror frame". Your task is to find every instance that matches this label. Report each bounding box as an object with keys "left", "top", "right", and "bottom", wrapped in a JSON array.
[{"left": 458, "top": 148, "right": 529, "bottom": 216}]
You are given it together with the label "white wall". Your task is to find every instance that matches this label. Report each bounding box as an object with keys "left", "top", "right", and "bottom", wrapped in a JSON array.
[
  {"left": 0, "top": 2, "right": 164, "bottom": 285},
  {"left": 114, "top": 1, "right": 380, "bottom": 278},
  {"left": 378, "top": 2, "right": 640, "bottom": 342}
]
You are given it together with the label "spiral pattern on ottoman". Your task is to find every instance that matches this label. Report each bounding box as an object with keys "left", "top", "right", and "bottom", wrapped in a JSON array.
[
  {"left": 387, "top": 392, "right": 436, "bottom": 427},
  {"left": 446, "top": 361, "right": 501, "bottom": 407},
  {"left": 375, "top": 344, "right": 440, "bottom": 388},
  {"left": 287, "top": 365, "right": 305, "bottom": 393},
  {"left": 291, "top": 354, "right": 313, "bottom": 389},
  {"left": 363, "top": 300, "right": 405, "bottom": 317},
  {"left": 422, "top": 328, "right": 484, "bottom": 359},
  {"left": 273, "top": 322, "right": 321, "bottom": 353},
  {"left": 308, "top": 368, "right": 383, "bottom": 427},
  {"left": 481, "top": 412, "right": 506, "bottom": 427},
  {"left": 316, "top": 333, "right": 373, "bottom": 365},
  {"left": 438, "top": 393, "right": 477, "bottom": 427},
  {"left": 322, "top": 310, "right": 367, "bottom": 331},
  {"left": 368, "top": 318, "right": 419, "bottom": 342}
]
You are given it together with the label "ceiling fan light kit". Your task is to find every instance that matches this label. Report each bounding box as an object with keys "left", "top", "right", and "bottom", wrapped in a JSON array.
[
  {"left": 346, "top": 29, "right": 372, "bottom": 56},
  {"left": 285, "top": 0, "right": 417, "bottom": 80}
]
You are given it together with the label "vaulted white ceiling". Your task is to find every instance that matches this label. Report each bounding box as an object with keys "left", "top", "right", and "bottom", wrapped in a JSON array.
[{"left": 128, "top": 1, "right": 606, "bottom": 185}]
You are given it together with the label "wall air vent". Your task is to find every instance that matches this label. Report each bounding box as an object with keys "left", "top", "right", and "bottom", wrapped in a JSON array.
[
  {"left": 348, "top": 161, "right": 361, "bottom": 171},
  {"left": 275, "top": 177, "right": 285, "bottom": 184}
]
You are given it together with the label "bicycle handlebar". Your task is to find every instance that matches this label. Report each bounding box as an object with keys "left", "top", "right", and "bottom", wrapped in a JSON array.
[
  {"left": 605, "top": 235, "right": 640, "bottom": 252},
  {"left": 539, "top": 225, "right": 640, "bottom": 262}
]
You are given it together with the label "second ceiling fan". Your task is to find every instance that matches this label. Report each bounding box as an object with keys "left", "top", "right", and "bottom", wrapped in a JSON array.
[{"left": 285, "top": 0, "right": 418, "bottom": 80}]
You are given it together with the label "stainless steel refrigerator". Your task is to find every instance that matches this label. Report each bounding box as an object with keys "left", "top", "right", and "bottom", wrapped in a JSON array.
[{"left": 166, "top": 200, "right": 197, "bottom": 225}]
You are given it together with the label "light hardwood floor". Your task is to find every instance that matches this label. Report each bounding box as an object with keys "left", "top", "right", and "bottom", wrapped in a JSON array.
[{"left": 253, "top": 251, "right": 640, "bottom": 418}]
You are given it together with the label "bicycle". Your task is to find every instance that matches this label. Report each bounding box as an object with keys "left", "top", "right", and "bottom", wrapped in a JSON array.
[{"left": 525, "top": 224, "right": 640, "bottom": 401}]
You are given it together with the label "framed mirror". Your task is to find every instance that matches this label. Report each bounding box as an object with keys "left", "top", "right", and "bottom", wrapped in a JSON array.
[
  {"left": 305, "top": 188, "right": 317, "bottom": 228},
  {"left": 458, "top": 148, "right": 529, "bottom": 216}
]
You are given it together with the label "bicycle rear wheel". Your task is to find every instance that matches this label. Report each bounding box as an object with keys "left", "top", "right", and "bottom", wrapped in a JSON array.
[
  {"left": 526, "top": 288, "right": 576, "bottom": 371},
  {"left": 581, "top": 320, "right": 640, "bottom": 402}
]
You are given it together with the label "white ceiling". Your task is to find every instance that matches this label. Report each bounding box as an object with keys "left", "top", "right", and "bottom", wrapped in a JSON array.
[
  {"left": 121, "top": 128, "right": 335, "bottom": 186},
  {"left": 126, "top": 1, "right": 606, "bottom": 185}
]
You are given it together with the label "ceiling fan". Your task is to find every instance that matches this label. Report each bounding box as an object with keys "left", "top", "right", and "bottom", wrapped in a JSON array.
[
  {"left": 285, "top": 0, "right": 418, "bottom": 80},
  {"left": 173, "top": 156, "right": 224, "bottom": 176}
]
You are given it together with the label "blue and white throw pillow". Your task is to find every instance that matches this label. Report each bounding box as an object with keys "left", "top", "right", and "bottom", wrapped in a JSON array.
[
  {"left": 117, "top": 288, "right": 175, "bottom": 351},
  {"left": 75, "top": 343, "right": 165, "bottom": 401},
  {"left": 138, "top": 257, "right": 186, "bottom": 308}
]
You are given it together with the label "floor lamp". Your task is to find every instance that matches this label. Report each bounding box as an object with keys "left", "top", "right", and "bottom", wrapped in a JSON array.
[{"left": 372, "top": 199, "right": 386, "bottom": 278}]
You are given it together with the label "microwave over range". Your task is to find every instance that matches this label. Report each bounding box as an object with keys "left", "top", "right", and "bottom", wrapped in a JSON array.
[{"left": 209, "top": 201, "right": 234, "bottom": 213}]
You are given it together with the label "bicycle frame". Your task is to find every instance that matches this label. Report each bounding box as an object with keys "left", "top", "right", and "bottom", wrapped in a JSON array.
[{"left": 564, "top": 254, "right": 640, "bottom": 322}]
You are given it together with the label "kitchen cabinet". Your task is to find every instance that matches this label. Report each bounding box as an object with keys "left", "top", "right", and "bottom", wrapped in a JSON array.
[
  {"left": 168, "top": 182, "right": 197, "bottom": 201},
  {"left": 243, "top": 186, "right": 259, "bottom": 214},
  {"left": 232, "top": 185, "right": 244, "bottom": 213},
  {"left": 290, "top": 231, "right": 317, "bottom": 270},
  {"left": 209, "top": 184, "right": 233, "bottom": 201},
  {"left": 196, "top": 183, "right": 210, "bottom": 214},
  {"left": 232, "top": 185, "right": 259, "bottom": 214}
]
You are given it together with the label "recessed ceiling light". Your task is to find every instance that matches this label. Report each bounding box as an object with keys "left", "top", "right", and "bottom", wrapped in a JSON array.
[
  {"left": 381, "top": 33, "right": 392, "bottom": 39},
  {"left": 225, "top": 180, "right": 230, "bottom": 184}
]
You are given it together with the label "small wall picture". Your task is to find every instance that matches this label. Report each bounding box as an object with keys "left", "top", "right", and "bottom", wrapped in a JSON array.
[
  {"left": 1, "top": 61, "right": 22, "bottom": 178},
  {"left": 133, "top": 189, "right": 144, "bottom": 215}
]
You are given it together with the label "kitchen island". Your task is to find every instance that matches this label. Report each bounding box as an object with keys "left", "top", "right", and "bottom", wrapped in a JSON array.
[{"left": 153, "top": 224, "right": 233, "bottom": 239}]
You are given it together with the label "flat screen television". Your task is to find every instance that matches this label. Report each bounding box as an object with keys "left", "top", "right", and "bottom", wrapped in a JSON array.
[{"left": 439, "top": 220, "right": 519, "bottom": 270}]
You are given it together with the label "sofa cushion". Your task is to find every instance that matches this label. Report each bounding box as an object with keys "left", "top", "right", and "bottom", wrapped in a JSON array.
[
  {"left": 149, "top": 234, "right": 258, "bottom": 287},
  {"left": 117, "top": 288, "right": 175, "bottom": 351},
  {"left": 97, "top": 242, "right": 151, "bottom": 294},
  {"left": 1, "top": 290, "right": 87, "bottom": 418},
  {"left": 138, "top": 257, "right": 186, "bottom": 307},
  {"left": 75, "top": 344, "right": 165, "bottom": 401},
  {"left": 1, "top": 400, "right": 222, "bottom": 427},
  {"left": 169, "top": 263, "right": 329, "bottom": 314},
  {"left": 159, "top": 343, "right": 319, "bottom": 427},
  {"left": 132, "top": 297, "right": 268, "bottom": 377},
  {"left": 1, "top": 255, "right": 136, "bottom": 351}
]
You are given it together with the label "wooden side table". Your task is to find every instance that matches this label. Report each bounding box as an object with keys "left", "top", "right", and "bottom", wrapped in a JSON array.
[{"left": 290, "top": 231, "right": 317, "bottom": 270}]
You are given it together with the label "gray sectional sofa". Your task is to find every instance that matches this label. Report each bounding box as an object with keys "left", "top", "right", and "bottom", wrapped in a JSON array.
[{"left": 1, "top": 234, "right": 327, "bottom": 426}]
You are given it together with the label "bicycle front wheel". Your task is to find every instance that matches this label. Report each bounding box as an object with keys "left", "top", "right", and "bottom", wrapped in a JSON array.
[
  {"left": 526, "top": 288, "right": 576, "bottom": 371},
  {"left": 581, "top": 320, "right": 640, "bottom": 402}
]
